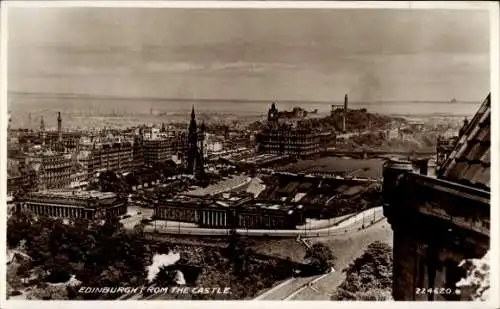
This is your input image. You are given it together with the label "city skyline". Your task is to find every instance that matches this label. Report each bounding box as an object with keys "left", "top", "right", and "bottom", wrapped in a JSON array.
[
  {"left": 8, "top": 8, "right": 490, "bottom": 103},
  {"left": 5, "top": 3, "right": 494, "bottom": 303}
]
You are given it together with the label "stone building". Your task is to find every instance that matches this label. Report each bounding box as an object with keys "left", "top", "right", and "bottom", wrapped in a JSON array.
[
  {"left": 170, "top": 130, "right": 189, "bottom": 160},
  {"left": 87, "top": 140, "right": 134, "bottom": 175},
  {"left": 153, "top": 192, "right": 303, "bottom": 229},
  {"left": 436, "top": 136, "right": 458, "bottom": 168},
  {"left": 70, "top": 170, "right": 89, "bottom": 190},
  {"left": 16, "top": 190, "right": 127, "bottom": 220},
  {"left": 132, "top": 133, "right": 145, "bottom": 168},
  {"left": 256, "top": 125, "right": 322, "bottom": 158},
  {"left": 257, "top": 103, "right": 332, "bottom": 158},
  {"left": 143, "top": 137, "right": 174, "bottom": 166},
  {"left": 382, "top": 93, "right": 490, "bottom": 301},
  {"left": 330, "top": 94, "right": 348, "bottom": 133},
  {"left": 39, "top": 112, "right": 82, "bottom": 152},
  {"left": 25, "top": 150, "right": 73, "bottom": 190}
]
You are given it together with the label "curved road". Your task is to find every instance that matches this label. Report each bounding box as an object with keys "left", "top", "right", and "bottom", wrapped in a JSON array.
[
  {"left": 139, "top": 207, "right": 384, "bottom": 237},
  {"left": 119, "top": 207, "right": 386, "bottom": 301},
  {"left": 253, "top": 216, "right": 390, "bottom": 300}
]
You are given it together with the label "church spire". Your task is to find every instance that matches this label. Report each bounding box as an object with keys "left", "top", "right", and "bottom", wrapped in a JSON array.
[
  {"left": 186, "top": 105, "right": 204, "bottom": 177},
  {"left": 189, "top": 105, "right": 197, "bottom": 132}
]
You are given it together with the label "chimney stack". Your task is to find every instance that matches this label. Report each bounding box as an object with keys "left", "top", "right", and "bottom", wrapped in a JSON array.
[{"left": 412, "top": 158, "right": 430, "bottom": 176}]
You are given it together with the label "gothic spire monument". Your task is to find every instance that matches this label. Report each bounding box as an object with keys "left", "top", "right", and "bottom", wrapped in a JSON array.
[{"left": 186, "top": 106, "right": 205, "bottom": 177}]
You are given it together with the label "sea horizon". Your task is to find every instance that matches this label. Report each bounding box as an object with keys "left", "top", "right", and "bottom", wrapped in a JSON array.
[{"left": 7, "top": 90, "right": 482, "bottom": 130}]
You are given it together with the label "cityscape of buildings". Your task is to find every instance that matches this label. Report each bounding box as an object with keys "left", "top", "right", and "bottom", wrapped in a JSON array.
[
  {"left": 6, "top": 100, "right": 340, "bottom": 221},
  {"left": 4, "top": 5, "right": 493, "bottom": 304},
  {"left": 6, "top": 85, "right": 489, "bottom": 302}
]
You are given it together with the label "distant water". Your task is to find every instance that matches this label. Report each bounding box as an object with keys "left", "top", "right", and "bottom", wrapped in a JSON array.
[{"left": 7, "top": 92, "right": 481, "bottom": 130}]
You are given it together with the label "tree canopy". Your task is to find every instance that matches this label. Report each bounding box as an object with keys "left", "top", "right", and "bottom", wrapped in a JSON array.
[
  {"left": 98, "top": 170, "right": 128, "bottom": 193},
  {"left": 304, "top": 242, "right": 336, "bottom": 274},
  {"left": 332, "top": 241, "right": 393, "bottom": 300},
  {"left": 8, "top": 213, "right": 301, "bottom": 300},
  {"left": 7, "top": 212, "right": 151, "bottom": 299}
]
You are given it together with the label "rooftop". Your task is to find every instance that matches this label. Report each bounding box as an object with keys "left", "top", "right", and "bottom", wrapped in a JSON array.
[
  {"left": 31, "top": 190, "right": 117, "bottom": 200},
  {"left": 251, "top": 202, "right": 297, "bottom": 212},
  {"left": 239, "top": 153, "right": 291, "bottom": 164},
  {"left": 440, "top": 93, "right": 490, "bottom": 191},
  {"left": 169, "top": 191, "right": 252, "bottom": 206},
  {"left": 163, "top": 191, "right": 297, "bottom": 212}
]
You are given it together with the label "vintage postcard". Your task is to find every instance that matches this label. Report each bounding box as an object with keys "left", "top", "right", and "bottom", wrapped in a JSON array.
[{"left": 1, "top": 1, "right": 498, "bottom": 308}]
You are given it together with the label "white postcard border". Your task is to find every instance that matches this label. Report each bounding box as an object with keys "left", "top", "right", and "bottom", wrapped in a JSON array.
[{"left": 0, "top": 1, "right": 498, "bottom": 309}]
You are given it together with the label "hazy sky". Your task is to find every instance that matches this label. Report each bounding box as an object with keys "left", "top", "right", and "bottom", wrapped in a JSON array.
[{"left": 8, "top": 8, "right": 491, "bottom": 102}]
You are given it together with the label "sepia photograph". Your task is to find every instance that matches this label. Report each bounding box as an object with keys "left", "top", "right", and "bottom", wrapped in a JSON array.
[{"left": 2, "top": 1, "right": 497, "bottom": 306}]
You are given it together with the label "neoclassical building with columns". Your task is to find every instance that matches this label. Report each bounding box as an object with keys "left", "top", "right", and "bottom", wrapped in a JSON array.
[
  {"left": 16, "top": 190, "right": 127, "bottom": 220},
  {"left": 154, "top": 192, "right": 303, "bottom": 229}
]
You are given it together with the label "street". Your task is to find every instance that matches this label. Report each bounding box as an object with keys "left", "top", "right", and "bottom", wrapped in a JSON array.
[
  {"left": 119, "top": 204, "right": 388, "bottom": 301},
  {"left": 254, "top": 218, "right": 393, "bottom": 300},
  {"left": 135, "top": 207, "right": 384, "bottom": 238},
  {"left": 120, "top": 206, "right": 153, "bottom": 229}
]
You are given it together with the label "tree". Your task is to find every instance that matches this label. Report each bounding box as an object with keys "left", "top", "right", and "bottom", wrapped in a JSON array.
[
  {"left": 125, "top": 172, "right": 139, "bottom": 188},
  {"left": 100, "top": 266, "right": 122, "bottom": 286},
  {"left": 225, "top": 231, "right": 254, "bottom": 276},
  {"left": 26, "top": 226, "right": 52, "bottom": 266},
  {"left": 332, "top": 241, "right": 393, "bottom": 300},
  {"left": 98, "top": 170, "right": 127, "bottom": 193},
  {"left": 98, "top": 216, "right": 123, "bottom": 237},
  {"left": 28, "top": 284, "right": 69, "bottom": 300},
  {"left": 45, "top": 254, "right": 72, "bottom": 283},
  {"left": 304, "top": 242, "right": 335, "bottom": 274},
  {"left": 7, "top": 211, "right": 35, "bottom": 248},
  {"left": 154, "top": 162, "right": 177, "bottom": 179},
  {"left": 16, "top": 261, "right": 32, "bottom": 284},
  {"left": 153, "top": 266, "right": 177, "bottom": 286},
  {"left": 270, "top": 257, "right": 294, "bottom": 280},
  {"left": 9, "top": 209, "right": 153, "bottom": 300},
  {"left": 86, "top": 181, "right": 99, "bottom": 191}
]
